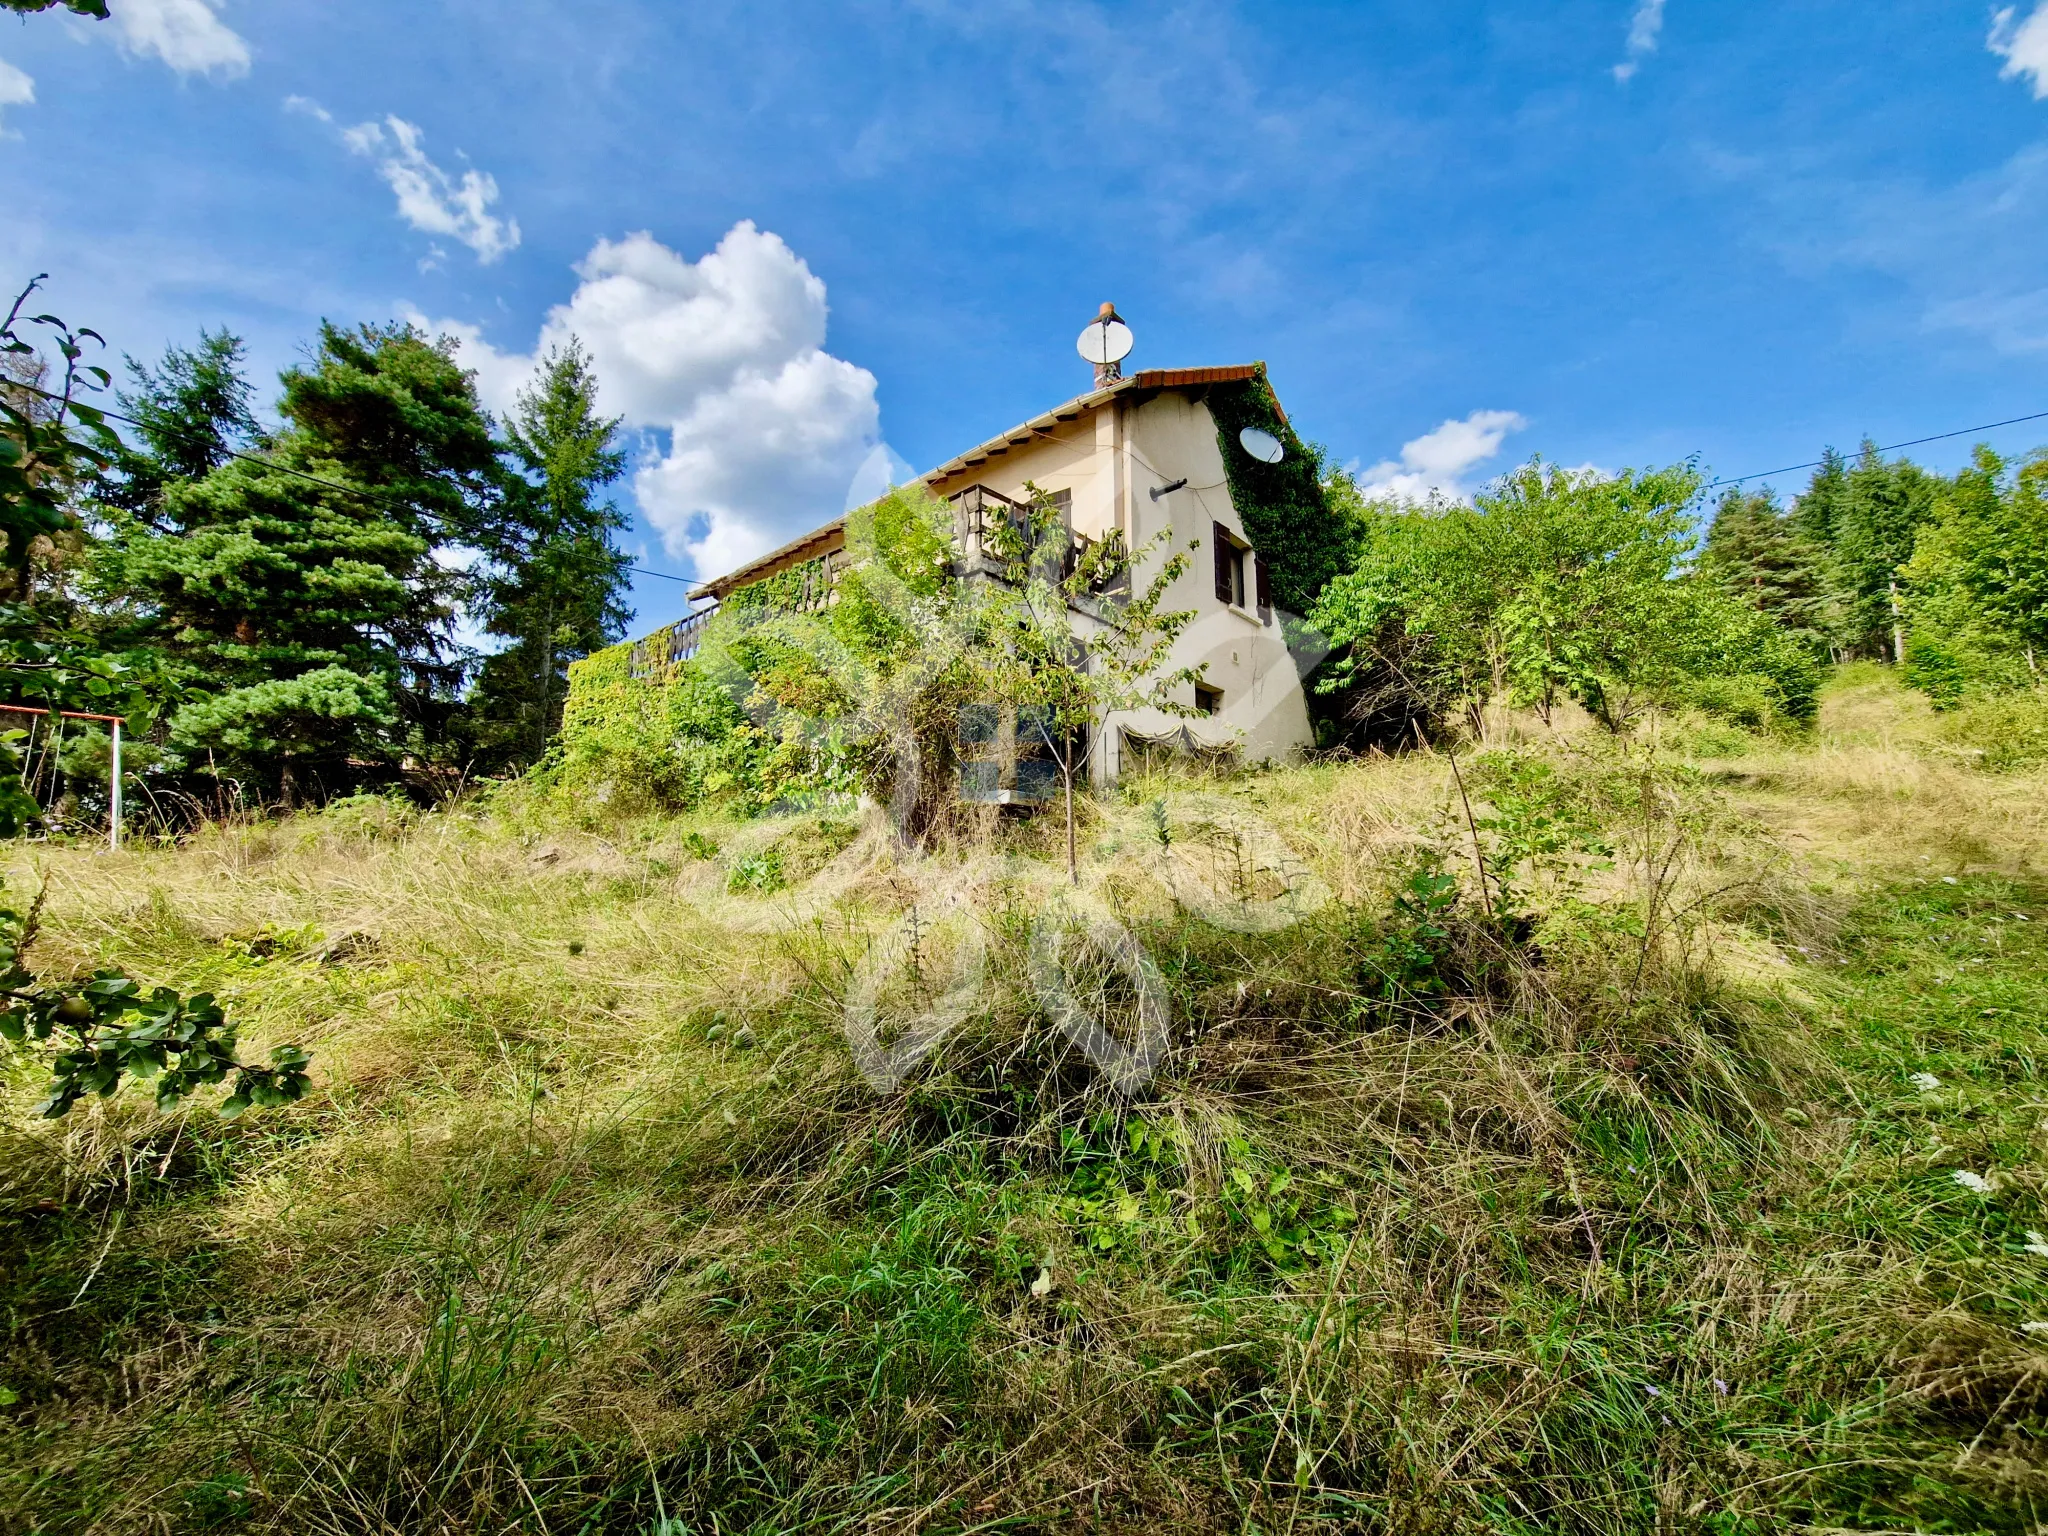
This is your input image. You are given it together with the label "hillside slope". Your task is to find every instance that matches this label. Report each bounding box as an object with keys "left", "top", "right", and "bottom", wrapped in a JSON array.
[{"left": 3, "top": 670, "right": 2047, "bottom": 1535}]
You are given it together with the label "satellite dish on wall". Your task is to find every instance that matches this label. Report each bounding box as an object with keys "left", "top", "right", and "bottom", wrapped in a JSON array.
[
  {"left": 1077, "top": 302, "right": 1134, "bottom": 368},
  {"left": 1239, "top": 426, "right": 1285, "bottom": 464}
]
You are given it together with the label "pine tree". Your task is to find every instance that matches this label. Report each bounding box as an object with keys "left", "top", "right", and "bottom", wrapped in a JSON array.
[
  {"left": 94, "top": 323, "right": 503, "bottom": 797},
  {"left": 98, "top": 330, "right": 259, "bottom": 527},
  {"left": 1789, "top": 447, "right": 1846, "bottom": 552},
  {"left": 1700, "top": 487, "right": 1828, "bottom": 651},
  {"left": 469, "top": 341, "right": 631, "bottom": 768},
  {"left": 1832, "top": 440, "right": 1937, "bottom": 662}
]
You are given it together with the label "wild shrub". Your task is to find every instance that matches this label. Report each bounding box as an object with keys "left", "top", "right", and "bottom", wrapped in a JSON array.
[
  {"left": 1311, "top": 460, "right": 1819, "bottom": 744},
  {"left": 1938, "top": 687, "right": 2048, "bottom": 770}
]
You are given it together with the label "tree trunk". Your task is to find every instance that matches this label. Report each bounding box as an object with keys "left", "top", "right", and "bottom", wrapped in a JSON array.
[{"left": 1063, "top": 754, "right": 1077, "bottom": 887}]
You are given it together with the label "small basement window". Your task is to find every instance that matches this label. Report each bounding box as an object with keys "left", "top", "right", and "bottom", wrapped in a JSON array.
[{"left": 1194, "top": 684, "right": 1223, "bottom": 716}]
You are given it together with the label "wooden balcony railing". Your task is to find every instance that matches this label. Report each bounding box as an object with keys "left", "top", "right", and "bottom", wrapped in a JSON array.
[{"left": 627, "top": 603, "right": 718, "bottom": 680}]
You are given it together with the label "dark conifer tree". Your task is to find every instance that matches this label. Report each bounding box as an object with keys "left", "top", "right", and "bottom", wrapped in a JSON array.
[
  {"left": 99, "top": 330, "right": 259, "bottom": 527},
  {"left": 1700, "top": 487, "right": 1829, "bottom": 652},
  {"left": 470, "top": 341, "right": 631, "bottom": 768},
  {"left": 94, "top": 324, "right": 502, "bottom": 797},
  {"left": 1833, "top": 440, "right": 1937, "bottom": 662},
  {"left": 1790, "top": 447, "right": 1847, "bottom": 552}
]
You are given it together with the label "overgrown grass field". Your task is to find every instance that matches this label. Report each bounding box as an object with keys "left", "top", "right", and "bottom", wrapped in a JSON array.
[{"left": 3, "top": 669, "right": 2048, "bottom": 1534}]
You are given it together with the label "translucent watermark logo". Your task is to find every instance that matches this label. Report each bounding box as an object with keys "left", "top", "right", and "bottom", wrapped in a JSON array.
[{"left": 689, "top": 493, "right": 1339, "bottom": 1097}]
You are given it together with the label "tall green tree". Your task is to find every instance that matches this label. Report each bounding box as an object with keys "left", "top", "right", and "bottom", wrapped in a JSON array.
[
  {"left": 1899, "top": 446, "right": 2048, "bottom": 702},
  {"left": 98, "top": 329, "right": 259, "bottom": 527},
  {"left": 94, "top": 323, "right": 502, "bottom": 797},
  {"left": 1832, "top": 440, "right": 1937, "bottom": 662},
  {"left": 1789, "top": 447, "right": 1847, "bottom": 553},
  {"left": 470, "top": 341, "right": 631, "bottom": 768},
  {"left": 1700, "top": 487, "right": 1829, "bottom": 651}
]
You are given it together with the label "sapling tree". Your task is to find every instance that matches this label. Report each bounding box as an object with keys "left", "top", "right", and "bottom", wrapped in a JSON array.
[
  {"left": 712, "top": 481, "right": 989, "bottom": 840},
  {"left": 988, "top": 486, "right": 1206, "bottom": 884},
  {"left": 1, "top": 276, "right": 112, "bottom": 600}
]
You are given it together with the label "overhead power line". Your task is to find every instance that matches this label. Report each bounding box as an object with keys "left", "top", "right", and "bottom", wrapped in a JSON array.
[
  {"left": 18, "top": 376, "right": 2048, "bottom": 571},
  {"left": 6, "top": 380, "right": 702, "bottom": 589},
  {"left": 1707, "top": 408, "right": 2048, "bottom": 489}
]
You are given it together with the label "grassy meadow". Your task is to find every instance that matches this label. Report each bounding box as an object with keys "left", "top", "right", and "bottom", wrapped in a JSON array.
[{"left": 3, "top": 665, "right": 2047, "bottom": 1535}]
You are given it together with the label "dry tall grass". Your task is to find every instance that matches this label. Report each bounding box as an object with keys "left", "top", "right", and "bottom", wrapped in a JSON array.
[{"left": 2, "top": 670, "right": 2046, "bottom": 1534}]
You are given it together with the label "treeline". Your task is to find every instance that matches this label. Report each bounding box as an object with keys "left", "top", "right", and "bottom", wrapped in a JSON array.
[
  {"left": 1310, "top": 461, "right": 1818, "bottom": 743},
  {"left": 1701, "top": 442, "right": 2047, "bottom": 702},
  {"left": 2, "top": 307, "right": 634, "bottom": 809},
  {"left": 1306, "top": 437, "right": 2048, "bottom": 747}
]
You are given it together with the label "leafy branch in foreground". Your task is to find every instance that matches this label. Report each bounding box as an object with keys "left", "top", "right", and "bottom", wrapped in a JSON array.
[
  {"left": 0, "top": 279, "right": 312, "bottom": 1119},
  {"left": 0, "top": 883, "right": 310, "bottom": 1119}
]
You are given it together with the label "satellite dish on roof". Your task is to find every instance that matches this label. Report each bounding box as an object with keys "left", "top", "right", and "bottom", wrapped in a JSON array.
[
  {"left": 1077, "top": 302, "right": 1134, "bottom": 368},
  {"left": 1239, "top": 426, "right": 1285, "bottom": 464}
]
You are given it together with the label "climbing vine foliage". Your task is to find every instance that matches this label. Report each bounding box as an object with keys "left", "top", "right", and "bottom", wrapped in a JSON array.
[{"left": 1206, "top": 372, "right": 1355, "bottom": 614}]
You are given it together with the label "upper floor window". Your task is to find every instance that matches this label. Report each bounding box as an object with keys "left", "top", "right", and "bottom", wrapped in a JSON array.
[
  {"left": 1211, "top": 523, "right": 1270, "bottom": 621},
  {"left": 1213, "top": 522, "right": 1246, "bottom": 607}
]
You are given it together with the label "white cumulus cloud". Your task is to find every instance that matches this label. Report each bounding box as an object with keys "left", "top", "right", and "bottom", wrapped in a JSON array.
[
  {"left": 1613, "top": 0, "right": 1666, "bottom": 83},
  {"left": 1991, "top": 5, "right": 2048, "bottom": 98},
  {"left": 425, "top": 222, "right": 889, "bottom": 580},
  {"left": 109, "top": 0, "right": 250, "bottom": 79},
  {"left": 340, "top": 116, "right": 520, "bottom": 264},
  {"left": 0, "top": 56, "right": 34, "bottom": 135},
  {"left": 1356, "top": 410, "right": 1528, "bottom": 505}
]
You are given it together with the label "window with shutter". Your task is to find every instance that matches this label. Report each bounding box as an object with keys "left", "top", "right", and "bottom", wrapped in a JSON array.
[
  {"left": 1255, "top": 554, "right": 1272, "bottom": 623},
  {"left": 1213, "top": 522, "right": 1233, "bottom": 603}
]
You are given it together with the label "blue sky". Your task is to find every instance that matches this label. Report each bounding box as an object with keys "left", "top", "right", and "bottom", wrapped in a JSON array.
[{"left": 5, "top": 0, "right": 2048, "bottom": 633}]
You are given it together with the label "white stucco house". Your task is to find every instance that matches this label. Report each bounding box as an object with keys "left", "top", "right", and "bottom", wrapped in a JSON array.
[{"left": 649, "top": 317, "right": 1320, "bottom": 794}]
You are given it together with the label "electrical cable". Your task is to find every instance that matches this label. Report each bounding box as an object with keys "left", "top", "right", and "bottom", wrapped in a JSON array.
[
  {"left": 5, "top": 379, "right": 702, "bottom": 588},
  {"left": 19, "top": 374, "right": 2048, "bottom": 575},
  {"left": 1705, "top": 409, "right": 2048, "bottom": 488}
]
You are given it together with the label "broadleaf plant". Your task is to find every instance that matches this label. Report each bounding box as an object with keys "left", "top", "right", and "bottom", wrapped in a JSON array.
[{"left": 0, "top": 883, "right": 312, "bottom": 1119}]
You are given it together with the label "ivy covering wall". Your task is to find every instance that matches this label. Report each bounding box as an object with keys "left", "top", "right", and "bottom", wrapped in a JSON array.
[
  {"left": 1206, "top": 371, "right": 1357, "bottom": 614},
  {"left": 724, "top": 552, "right": 837, "bottom": 616},
  {"left": 551, "top": 635, "right": 766, "bottom": 808}
]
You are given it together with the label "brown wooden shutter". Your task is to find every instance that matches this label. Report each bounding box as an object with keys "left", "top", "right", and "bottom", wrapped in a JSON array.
[
  {"left": 1255, "top": 553, "right": 1272, "bottom": 623},
  {"left": 1213, "top": 522, "right": 1233, "bottom": 603}
]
